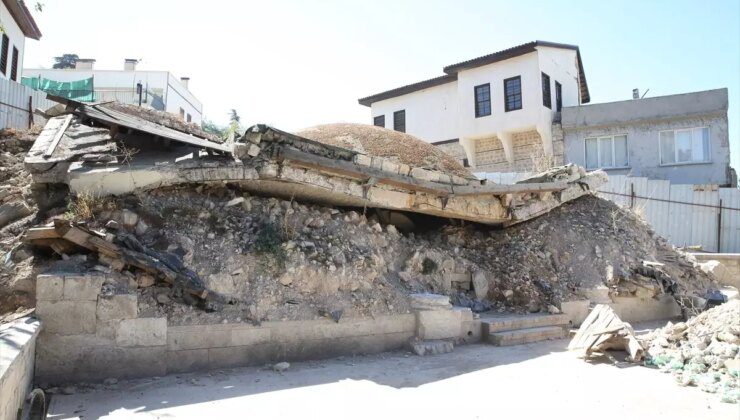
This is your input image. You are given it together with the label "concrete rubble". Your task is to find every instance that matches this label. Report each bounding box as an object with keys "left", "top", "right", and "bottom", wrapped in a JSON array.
[{"left": 639, "top": 300, "right": 740, "bottom": 403}]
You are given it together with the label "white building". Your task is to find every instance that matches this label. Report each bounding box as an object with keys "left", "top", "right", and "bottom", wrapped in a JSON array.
[
  {"left": 358, "top": 41, "right": 590, "bottom": 173},
  {"left": 24, "top": 59, "right": 203, "bottom": 124},
  {"left": 0, "top": 0, "right": 41, "bottom": 81}
]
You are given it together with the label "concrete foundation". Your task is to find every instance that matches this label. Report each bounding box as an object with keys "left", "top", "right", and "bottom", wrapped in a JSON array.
[
  {"left": 560, "top": 295, "right": 682, "bottom": 327},
  {"left": 34, "top": 275, "right": 478, "bottom": 385}
]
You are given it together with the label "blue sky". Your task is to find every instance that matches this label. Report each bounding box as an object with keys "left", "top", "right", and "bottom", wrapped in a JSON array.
[{"left": 23, "top": 0, "right": 740, "bottom": 170}]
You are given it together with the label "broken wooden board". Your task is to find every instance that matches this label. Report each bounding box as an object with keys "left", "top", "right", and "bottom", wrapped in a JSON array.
[{"left": 568, "top": 304, "right": 644, "bottom": 361}]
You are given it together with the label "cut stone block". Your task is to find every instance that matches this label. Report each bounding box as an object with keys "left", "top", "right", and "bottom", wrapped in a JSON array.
[
  {"left": 63, "top": 275, "right": 104, "bottom": 301},
  {"left": 116, "top": 318, "right": 167, "bottom": 347},
  {"left": 97, "top": 294, "right": 138, "bottom": 321},
  {"left": 409, "top": 293, "right": 452, "bottom": 310},
  {"left": 416, "top": 309, "right": 462, "bottom": 340},
  {"left": 482, "top": 313, "right": 569, "bottom": 334},
  {"left": 411, "top": 340, "right": 454, "bottom": 356},
  {"left": 488, "top": 326, "right": 566, "bottom": 346},
  {"left": 471, "top": 271, "right": 489, "bottom": 300},
  {"left": 35, "top": 300, "right": 96, "bottom": 335},
  {"left": 560, "top": 300, "right": 590, "bottom": 327},
  {"left": 36, "top": 274, "right": 64, "bottom": 300}
]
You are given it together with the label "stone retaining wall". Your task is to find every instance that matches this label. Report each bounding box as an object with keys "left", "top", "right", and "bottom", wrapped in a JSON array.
[
  {"left": 0, "top": 317, "right": 41, "bottom": 420},
  {"left": 34, "top": 274, "right": 475, "bottom": 384}
]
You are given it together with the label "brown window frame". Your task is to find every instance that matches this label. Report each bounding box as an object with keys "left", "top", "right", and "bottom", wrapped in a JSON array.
[
  {"left": 373, "top": 115, "right": 385, "bottom": 128},
  {"left": 10, "top": 46, "right": 19, "bottom": 81},
  {"left": 474, "top": 83, "right": 491, "bottom": 118},
  {"left": 504, "top": 76, "right": 522, "bottom": 112},
  {"left": 0, "top": 34, "right": 8, "bottom": 76},
  {"left": 541, "top": 72, "right": 551, "bottom": 109},
  {"left": 393, "top": 110, "right": 405, "bottom": 133}
]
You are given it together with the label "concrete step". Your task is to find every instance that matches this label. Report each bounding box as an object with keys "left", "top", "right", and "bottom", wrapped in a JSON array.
[
  {"left": 481, "top": 313, "right": 569, "bottom": 334},
  {"left": 488, "top": 326, "right": 566, "bottom": 346}
]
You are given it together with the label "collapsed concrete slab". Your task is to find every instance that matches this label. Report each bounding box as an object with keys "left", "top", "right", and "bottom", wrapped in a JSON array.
[{"left": 25, "top": 99, "right": 606, "bottom": 226}]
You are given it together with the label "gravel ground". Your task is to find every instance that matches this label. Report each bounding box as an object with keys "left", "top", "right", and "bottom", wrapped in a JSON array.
[{"left": 48, "top": 331, "right": 737, "bottom": 420}]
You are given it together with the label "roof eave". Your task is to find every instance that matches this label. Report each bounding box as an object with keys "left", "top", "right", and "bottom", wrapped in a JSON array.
[{"left": 2, "top": 0, "right": 42, "bottom": 40}]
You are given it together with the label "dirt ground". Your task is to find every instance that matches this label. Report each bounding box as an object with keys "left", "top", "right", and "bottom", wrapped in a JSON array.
[{"left": 47, "top": 327, "right": 737, "bottom": 420}]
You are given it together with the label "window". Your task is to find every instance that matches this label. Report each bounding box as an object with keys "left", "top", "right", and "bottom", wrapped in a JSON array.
[
  {"left": 462, "top": 158, "right": 470, "bottom": 168},
  {"left": 474, "top": 83, "right": 491, "bottom": 117},
  {"left": 504, "top": 76, "right": 522, "bottom": 111},
  {"left": 393, "top": 110, "right": 405, "bottom": 133},
  {"left": 179, "top": 108, "right": 185, "bottom": 120},
  {"left": 659, "top": 127, "right": 710, "bottom": 165},
  {"left": 373, "top": 115, "right": 385, "bottom": 128},
  {"left": 555, "top": 81, "right": 562, "bottom": 112},
  {"left": 10, "top": 46, "right": 18, "bottom": 81},
  {"left": 0, "top": 34, "right": 8, "bottom": 76},
  {"left": 541, "top": 73, "right": 551, "bottom": 108},
  {"left": 187, "top": 114, "right": 192, "bottom": 123},
  {"left": 585, "top": 135, "right": 628, "bottom": 169}
]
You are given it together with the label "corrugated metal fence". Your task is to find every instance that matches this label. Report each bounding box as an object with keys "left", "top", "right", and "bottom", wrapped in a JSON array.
[
  {"left": 0, "top": 78, "right": 55, "bottom": 130},
  {"left": 598, "top": 175, "right": 740, "bottom": 253}
]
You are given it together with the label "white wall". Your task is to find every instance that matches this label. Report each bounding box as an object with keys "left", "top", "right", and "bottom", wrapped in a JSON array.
[
  {"left": 21, "top": 68, "right": 203, "bottom": 124},
  {"left": 536, "top": 46, "right": 581, "bottom": 109},
  {"left": 370, "top": 80, "right": 459, "bottom": 143},
  {"left": 0, "top": 2, "right": 27, "bottom": 81}
]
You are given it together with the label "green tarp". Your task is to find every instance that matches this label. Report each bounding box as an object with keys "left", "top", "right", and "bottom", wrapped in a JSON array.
[{"left": 21, "top": 76, "right": 95, "bottom": 101}]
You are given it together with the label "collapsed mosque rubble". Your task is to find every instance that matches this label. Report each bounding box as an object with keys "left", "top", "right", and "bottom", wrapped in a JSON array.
[{"left": 24, "top": 97, "right": 605, "bottom": 226}]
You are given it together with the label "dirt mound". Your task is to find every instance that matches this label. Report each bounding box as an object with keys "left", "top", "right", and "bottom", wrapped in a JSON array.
[
  {"left": 641, "top": 301, "right": 739, "bottom": 403},
  {"left": 295, "top": 123, "right": 474, "bottom": 179}
]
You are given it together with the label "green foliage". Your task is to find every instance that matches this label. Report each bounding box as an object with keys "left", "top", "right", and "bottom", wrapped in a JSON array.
[
  {"left": 254, "top": 220, "right": 287, "bottom": 268},
  {"left": 421, "top": 257, "right": 438, "bottom": 275},
  {"left": 201, "top": 119, "right": 226, "bottom": 138},
  {"left": 53, "top": 54, "right": 79, "bottom": 69},
  {"left": 226, "top": 109, "right": 243, "bottom": 139}
]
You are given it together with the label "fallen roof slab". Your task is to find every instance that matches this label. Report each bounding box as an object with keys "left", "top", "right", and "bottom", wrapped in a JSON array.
[{"left": 25, "top": 113, "right": 606, "bottom": 226}]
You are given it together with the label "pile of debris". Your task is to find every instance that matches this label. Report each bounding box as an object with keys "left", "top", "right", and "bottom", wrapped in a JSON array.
[
  {"left": 0, "top": 128, "right": 44, "bottom": 319},
  {"left": 640, "top": 300, "right": 740, "bottom": 403}
]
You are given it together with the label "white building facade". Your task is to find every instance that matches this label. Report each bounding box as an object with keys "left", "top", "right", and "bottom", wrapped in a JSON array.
[
  {"left": 23, "top": 60, "right": 203, "bottom": 124},
  {"left": 0, "top": 0, "right": 41, "bottom": 82},
  {"left": 359, "top": 41, "right": 590, "bottom": 173}
]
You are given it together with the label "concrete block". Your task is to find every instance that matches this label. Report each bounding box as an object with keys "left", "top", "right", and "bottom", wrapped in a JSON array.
[
  {"left": 416, "top": 309, "right": 463, "bottom": 340},
  {"left": 409, "top": 293, "right": 452, "bottom": 310},
  {"left": 444, "top": 272, "right": 471, "bottom": 291},
  {"left": 397, "top": 163, "right": 411, "bottom": 176},
  {"left": 609, "top": 295, "right": 682, "bottom": 323},
  {"left": 36, "top": 274, "right": 64, "bottom": 300},
  {"left": 167, "top": 324, "right": 233, "bottom": 350},
  {"left": 353, "top": 154, "right": 372, "bottom": 167},
  {"left": 36, "top": 300, "right": 96, "bottom": 335},
  {"left": 560, "top": 300, "right": 591, "bottom": 327},
  {"left": 411, "top": 340, "right": 454, "bottom": 356},
  {"left": 471, "top": 271, "right": 489, "bottom": 300},
  {"left": 63, "top": 275, "right": 104, "bottom": 301},
  {"left": 410, "top": 167, "right": 435, "bottom": 182},
  {"left": 96, "top": 319, "right": 120, "bottom": 340},
  {"left": 489, "top": 326, "right": 565, "bottom": 346},
  {"left": 461, "top": 320, "right": 482, "bottom": 343},
  {"left": 116, "top": 318, "right": 167, "bottom": 347},
  {"left": 96, "top": 294, "right": 138, "bottom": 321},
  {"left": 231, "top": 326, "right": 271, "bottom": 346}
]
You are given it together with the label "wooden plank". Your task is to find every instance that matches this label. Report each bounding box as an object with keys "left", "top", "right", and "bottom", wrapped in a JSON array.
[
  {"left": 23, "top": 226, "right": 60, "bottom": 241},
  {"left": 43, "top": 114, "right": 73, "bottom": 158}
]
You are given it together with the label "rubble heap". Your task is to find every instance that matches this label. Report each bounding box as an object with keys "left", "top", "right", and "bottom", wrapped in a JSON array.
[
  {"left": 0, "top": 128, "right": 44, "bottom": 319},
  {"left": 17, "top": 181, "right": 716, "bottom": 326},
  {"left": 640, "top": 300, "right": 740, "bottom": 403}
]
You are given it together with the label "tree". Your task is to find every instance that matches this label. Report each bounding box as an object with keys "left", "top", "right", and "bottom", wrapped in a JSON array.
[
  {"left": 201, "top": 119, "right": 226, "bottom": 138},
  {"left": 225, "top": 109, "right": 243, "bottom": 138},
  {"left": 53, "top": 54, "right": 79, "bottom": 69}
]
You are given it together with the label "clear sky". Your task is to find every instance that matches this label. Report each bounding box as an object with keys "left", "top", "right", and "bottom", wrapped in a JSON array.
[{"left": 22, "top": 0, "right": 740, "bottom": 170}]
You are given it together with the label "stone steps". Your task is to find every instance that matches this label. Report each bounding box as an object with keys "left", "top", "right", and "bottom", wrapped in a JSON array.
[
  {"left": 488, "top": 326, "right": 566, "bottom": 346},
  {"left": 481, "top": 313, "right": 569, "bottom": 346}
]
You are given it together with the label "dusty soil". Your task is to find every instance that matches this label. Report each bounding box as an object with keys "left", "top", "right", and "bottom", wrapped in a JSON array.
[
  {"left": 102, "top": 102, "right": 222, "bottom": 143},
  {"left": 47, "top": 334, "right": 737, "bottom": 419},
  {"left": 296, "top": 123, "right": 475, "bottom": 179}
]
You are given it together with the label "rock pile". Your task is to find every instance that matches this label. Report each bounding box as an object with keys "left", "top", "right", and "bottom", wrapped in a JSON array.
[{"left": 641, "top": 300, "right": 740, "bottom": 403}]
